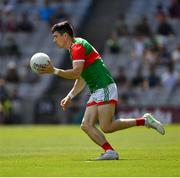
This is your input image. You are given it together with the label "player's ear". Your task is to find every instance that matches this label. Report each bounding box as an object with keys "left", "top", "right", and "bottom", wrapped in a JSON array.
[
  {"left": 64, "top": 32, "right": 70, "bottom": 40},
  {"left": 63, "top": 32, "right": 68, "bottom": 38}
]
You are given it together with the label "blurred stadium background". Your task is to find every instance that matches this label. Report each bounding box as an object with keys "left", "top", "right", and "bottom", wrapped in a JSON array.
[{"left": 0, "top": 0, "right": 180, "bottom": 125}]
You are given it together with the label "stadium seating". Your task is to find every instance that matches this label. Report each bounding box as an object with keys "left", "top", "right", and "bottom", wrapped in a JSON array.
[
  {"left": 0, "top": 0, "right": 92, "bottom": 123},
  {"left": 0, "top": 0, "right": 179, "bottom": 124},
  {"left": 102, "top": 0, "right": 180, "bottom": 107}
]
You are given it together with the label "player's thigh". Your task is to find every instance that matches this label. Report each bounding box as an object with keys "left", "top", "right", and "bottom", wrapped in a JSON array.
[
  {"left": 81, "top": 105, "right": 98, "bottom": 128},
  {"left": 97, "top": 104, "right": 115, "bottom": 131}
]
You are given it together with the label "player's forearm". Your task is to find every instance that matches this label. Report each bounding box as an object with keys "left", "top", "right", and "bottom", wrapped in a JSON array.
[
  {"left": 68, "top": 77, "right": 86, "bottom": 98},
  {"left": 53, "top": 68, "right": 80, "bottom": 79}
]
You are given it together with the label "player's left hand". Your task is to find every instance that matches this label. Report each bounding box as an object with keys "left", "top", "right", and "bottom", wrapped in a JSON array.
[
  {"left": 60, "top": 95, "right": 72, "bottom": 111},
  {"left": 38, "top": 61, "right": 55, "bottom": 74}
]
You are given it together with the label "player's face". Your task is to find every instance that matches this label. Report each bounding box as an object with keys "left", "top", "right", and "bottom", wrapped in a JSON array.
[{"left": 53, "top": 31, "right": 66, "bottom": 48}]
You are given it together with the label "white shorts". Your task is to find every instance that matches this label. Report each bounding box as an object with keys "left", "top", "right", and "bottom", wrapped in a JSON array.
[{"left": 87, "top": 83, "right": 118, "bottom": 107}]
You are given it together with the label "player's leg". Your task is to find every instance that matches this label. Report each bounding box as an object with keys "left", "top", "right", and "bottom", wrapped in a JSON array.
[
  {"left": 81, "top": 105, "right": 119, "bottom": 160},
  {"left": 98, "top": 103, "right": 139, "bottom": 133},
  {"left": 95, "top": 83, "right": 143, "bottom": 132},
  {"left": 96, "top": 83, "right": 165, "bottom": 134},
  {"left": 81, "top": 105, "right": 107, "bottom": 146},
  {"left": 98, "top": 104, "right": 165, "bottom": 135}
]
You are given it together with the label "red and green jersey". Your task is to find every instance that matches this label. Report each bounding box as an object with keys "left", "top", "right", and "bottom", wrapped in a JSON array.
[{"left": 69, "top": 37, "right": 114, "bottom": 93}]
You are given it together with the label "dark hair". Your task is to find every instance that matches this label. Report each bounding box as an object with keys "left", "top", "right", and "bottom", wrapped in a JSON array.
[{"left": 51, "top": 21, "right": 74, "bottom": 37}]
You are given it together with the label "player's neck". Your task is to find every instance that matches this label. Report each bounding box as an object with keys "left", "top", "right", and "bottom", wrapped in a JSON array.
[{"left": 66, "top": 37, "right": 74, "bottom": 50}]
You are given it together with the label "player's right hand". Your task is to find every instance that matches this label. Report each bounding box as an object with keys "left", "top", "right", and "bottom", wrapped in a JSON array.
[
  {"left": 38, "top": 60, "right": 55, "bottom": 74},
  {"left": 60, "top": 95, "right": 72, "bottom": 111}
]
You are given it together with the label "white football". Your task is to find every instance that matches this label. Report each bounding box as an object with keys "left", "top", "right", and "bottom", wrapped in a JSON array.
[{"left": 30, "top": 52, "right": 50, "bottom": 73}]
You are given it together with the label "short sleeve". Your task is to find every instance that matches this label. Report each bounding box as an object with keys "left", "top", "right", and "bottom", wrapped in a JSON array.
[{"left": 71, "top": 44, "right": 85, "bottom": 61}]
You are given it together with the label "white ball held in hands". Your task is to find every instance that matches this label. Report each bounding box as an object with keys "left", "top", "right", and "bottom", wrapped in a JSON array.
[{"left": 30, "top": 52, "right": 50, "bottom": 73}]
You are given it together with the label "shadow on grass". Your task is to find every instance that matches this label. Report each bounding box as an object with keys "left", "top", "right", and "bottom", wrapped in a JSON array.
[{"left": 82, "top": 157, "right": 169, "bottom": 162}]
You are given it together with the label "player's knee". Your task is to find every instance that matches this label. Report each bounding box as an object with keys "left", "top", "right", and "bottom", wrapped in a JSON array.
[
  {"left": 100, "top": 125, "right": 112, "bottom": 133},
  {"left": 80, "top": 121, "right": 90, "bottom": 132}
]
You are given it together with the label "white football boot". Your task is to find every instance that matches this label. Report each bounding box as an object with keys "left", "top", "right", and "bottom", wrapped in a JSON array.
[
  {"left": 143, "top": 113, "right": 165, "bottom": 135},
  {"left": 95, "top": 150, "right": 119, "bottom": 160}
]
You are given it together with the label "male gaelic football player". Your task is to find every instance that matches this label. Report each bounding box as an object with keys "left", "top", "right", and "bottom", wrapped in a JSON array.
[{"left": 38, "top": 21, "right": 165, "bottom": 160}]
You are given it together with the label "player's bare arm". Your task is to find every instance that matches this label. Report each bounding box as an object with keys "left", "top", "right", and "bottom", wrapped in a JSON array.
[
  {"left": 54, "top": 61, "right": 84, "bottom": 79},
  {"left": 38, "top": 60, "right": 84, "bottom": 80},
  {"left": 68, "top": 76, "right": 86, "bottom": 97},
  {"left": 60, "top": 76, "right": 86, "bottom": 111}
]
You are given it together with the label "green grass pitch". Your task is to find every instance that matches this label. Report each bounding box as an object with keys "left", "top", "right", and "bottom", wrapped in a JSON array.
[{"left": 0, "top": 124, "right": 180, "bottom": 176}]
